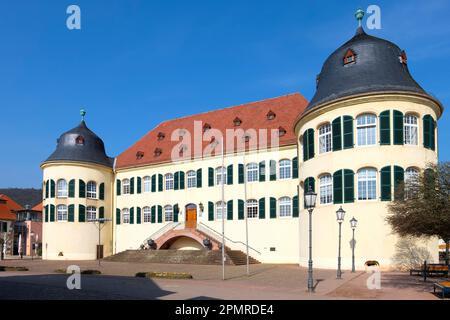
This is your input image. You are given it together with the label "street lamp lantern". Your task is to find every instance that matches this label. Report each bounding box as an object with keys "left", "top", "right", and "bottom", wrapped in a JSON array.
[
  {"left": 304, "top": 187, "right": 317, "bottom": 210},
  {"left": 304, "top": 186, "right": 317, "bottom": 293},
  {"left": 350, "top": 216, "right": 358, "bottom": 272},
  {"left": 350, "top": 217, "right": 358, "bottom": 230},
  {"left": 336, "top": 206, "right": 345, "bottom": 279},
  {"left": 336, "top": 206, "right": 346, "bottom": 223}
]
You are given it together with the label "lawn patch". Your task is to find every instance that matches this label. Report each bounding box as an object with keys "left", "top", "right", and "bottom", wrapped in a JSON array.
[{"left": 135, "top": 271, "right": 193, "bottom": 279}]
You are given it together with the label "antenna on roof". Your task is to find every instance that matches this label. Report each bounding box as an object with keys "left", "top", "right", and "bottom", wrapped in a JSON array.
[
  {"left": 355, "top": 8, "right": 365, "bottom": 28},
  {"left": 80, "top": 108, "right": 86, "bottom": 121}
]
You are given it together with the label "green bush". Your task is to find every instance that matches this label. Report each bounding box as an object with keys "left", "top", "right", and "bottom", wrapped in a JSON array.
[
  {"left": 0, "top": 266, "right": 29, "bottom": 272},
  {"left": 81, "top": 269, "right": 101, "bottom": 275}
]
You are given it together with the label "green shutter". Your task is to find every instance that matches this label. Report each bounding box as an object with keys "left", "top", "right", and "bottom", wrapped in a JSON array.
[
  {"left": 259, "top": 198, "right": 266, "bottom": 219},
  {"left": 45, "top": 180, "right": 49, "bottom": 198},
  {"left": 158, "top": 174, "right": 163, "bottom": 191},
  {"left": 136, "top": 207, "right": 141, "bottom": 224},
  {"left": 292, "top": 157, "right": 299, "bottom": 179},
  {"left": 379, "top": 110, "right": 391, "bottom": 145},
  {"left": 130, "top": 177, "right": 135, "bottom": 194},
  {"left": 99, "top": 183, "right": 104, "bottom": 200},
  {"left": 293, "top": 196, "right": 299, "bottom": 217},
  {"left": 130, "top": 207, "right": 134, "bottom": 224},
  {"left": 137, "top": 177, "right": 142, "bottom": 194},
  {"left": 333, "top": 170, "right": 343, "bottom": 204},
  {"left": 238, "top": 200, "right": 244, "bottom": 220},
  {"left": 151, "top": 175, "right": 156, "bottom": 192},
  {"left": 68, "top": 204, "right": 74, "bottom": 222},
  {"left": 151, "top": 206, "right": 156, "bottom": 223},
  {"left": 227, "top": 200, "right": 233, "bottom": 220},
  {"left": 180, "top": 171, "right": 185, "bottom": 189},
  {"left": 78, "top": 205, "right": 85, "bottom": 222},
  {"left": 394, "top": 165, "right": 404, "bottom": 200},
  {"left": 227, "top": 165, "right": 233, "bottom": 185},
  {"left": 208, "top": 167, "right": 214, "bottom": 186},
  {"left": 423, "top": 115, "right": 430, "bottom": 149},
  {"left": 259, "top": 161, "right": 266, "bottom": 182},
  {"left": 208, "top": 201, "right": 214, "bottom": 221},
  {"left": 174, "top": 172, "right": 180, "bottom": 190},
  {"left": 343, "top": 116, "right": 354, "bottom": 149},
  {"left": 68, "top": 179, "right": 75, "bottom": 198},
  {"left": 430, "top": 118, "right": 436, "bottom": 151},
  {"left": 196, "top": 169, "right": 202, "bottom": 188},
  {"left": 302, "top": 133, "right": 308, "bottom": 161},
  {"left": 304, "top": 177, "right": 315, "bottom": 207},
  {"left": 343, "top": 169, "right": 355, "bottom": 203},
  {"left": 116, "top": 179, "right": 121, "bottom": 196},
  {"left": 79, "top": 180, "right": 85, "bottom": 198},
  {"left": 308, "top": 129, "right": 315, "bottom": 159},
  {"left": 116, "top": 209, "right": 121, "bottom": 225},
  {"left": 50, "top": 180, "right": 55, "bottom": 198},
  {"left": 99, "top": 207, "right": 105, "bottom": 223},
  {"left": 270, "top": 160, "right": 277, "bottom": 181},
  {"left": 238, "top": 164, "right": 244, "bottom": 184},
  {"left": 157, "top": 206, "right": 162, "bottom": 223},
  {"left": 270, "top": 197, "right": 276, "bottom": 218},
  {"left": 50, "top": 204, "right": 55, "bottom": 222},
  {"left": 44, "top": 205, "right": 49, "bottom": 222},
  {"left": 393, "top": 110, "right": 404, "bottom": 145},
  {"left": 332, "top": 117, "right": 342, "bottom": 151},
  {"left": 380, "top": 166, "right": 392, "bottom": 201},
  {"left": 174, "top": 205, "right": 179, "bottom": 222}
]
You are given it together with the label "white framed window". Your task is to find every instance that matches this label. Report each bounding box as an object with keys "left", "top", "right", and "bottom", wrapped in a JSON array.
[
  {"left": 246, "top": 163, "right": 258, "bottom": 182},
  {"left": 319, "top": 123, "right": 332, "bottom": 153},
  {"left": 165, "top": 173, "right": 174, "bottom": 190},
  {"left": 143, "top": 176, "right": 151, "bottom": 193},
  {"left": 279, "top": 159, "right": 291, "bottom": 179},
  {"left": 57, "top": 204, "right": 68, "bottom": 221},
  {"left": 187, "top": 170, "right": 197, "bottom": 188},
  {"left": 357, "top": 114, "right": 377, "bottom": 146},
  {"left": 164, "top": 205, "right": 173, "bottom": 222},
  {"left": 122, "top": 179, "right": 130, "bottom": 195},
  {"left": 404, "top": 114, "right": 418, "bottom": 145},
  {"left": 405, "top": 167, "right": 419, "bottom": 198},
  {"left": 278, "top": 197, "right": 292, "bottom": 217},
  {"left": 122, "top": 208, "right": 130, "bottom": 224},
  {"left": 246, "top": 199, "right": 258, "bottom": 219},
  {"left": 87, "top": 206, "right": 97, "bottom": 221},
  {"left": 358, "top": 168, "right": 377, "bottom": 200},
  {"left": 87, "top": 181, "right": 97, "bottom": 199},
  {"left": 319, "top": 174, "right": 333, "bottom": 204},
  {"left": 216, "top": 201, "right": 226, "bottom": 220},
  {"left": 215, "top": 167, "right": 227, "bottom": 186},
  {"left": 143, "top": 206, "right": 151, "bottom": 223},
  {"left": 57, "top": 179, "right": 68, "bottom": 198}
]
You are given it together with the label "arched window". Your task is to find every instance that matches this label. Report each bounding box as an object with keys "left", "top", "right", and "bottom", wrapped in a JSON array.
[
  {"left": 143, "top": 176, "right": 151, "bottom": 193},
  {"left": 358, "top": 168, "right": 377, "bottom": 200},
  {"left": 278, "top": 197, "right": 292, "bottom": 217},
  {"left": 405, "top": 167, "right": 419, "bottom": 199},
  {"left": 215, "top": 167, "right": 227, "bottom": 186},
  {"left": 216, "top": 201, "right": 226, "bottom": 220},
  {"left": 87, "top": 181, "right": 97, "bottom": 199},
  {"left": 187, "top": 170, "right": 197, "bottom": 188},
  {"left": 356, "top": 114, "right": 377, "bottom": 146},
  {"left": 57, "top": 179, "right": 68, "bottom": 198},
  {"left": 122, "top": 179, "right": 130, "bottom": 195},
  {"left": 57, "top": 204, "right": 68, "bottom": 221},
  {"left": 404, "top": 114, "right": 418, "bottom": 145},
  {"left": 319, "top": 123, "right": 332, "bottom": 153},
  {"left": 164, "top": 205, "right": 173, "bottom": 222},
  {"left": 143, "top": 206, "right": 151, "bottom": 223},
  {"left": 87, "top": 206, "right": 97, "bottom": 221},
  {"left": 319, "top": 174, "right": 333, "bottom": 204},
  {"left": 279, "top": 159, "right": 291, "bottom": 179},
  {"left": 165, "top": 173, "right": 174, "bottom": 190},
  {"left": 122, "top": 208, "right": 130, "bottom": 224},
  {"left": 246, "top": 163, "right": 258, "bottom": 182},
  {"left": 246, "top": 199, "right": 258, "bottom": 219}
]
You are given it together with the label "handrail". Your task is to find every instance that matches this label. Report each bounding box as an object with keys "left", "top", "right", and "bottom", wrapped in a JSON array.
[
  {"left": 197, "top": 222, "right": 261, "bottom": 255},
  {"left": 141, "top": 222, "right": 181, "bottom": 248}
]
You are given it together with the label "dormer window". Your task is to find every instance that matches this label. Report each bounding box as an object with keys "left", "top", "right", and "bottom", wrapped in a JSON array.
[
  {"left": 244, "top": 134, "right": 251, "bottom": 143},
  {"left": 399, "top": 50, "right": 407, "bottom": 65},
  {"left": 75, "top": 135, "right": 85, "bottom": 145},
  {"left": 157, "top": 132, "right": 165, "bottom": 141},
  {"left": 278, "top": 126, "right": 287, "bottom": 137},
  {"left": 343, "top": 49, "right": 356, "bottom": 65},
  {"left": 233, "top": 117, "right": 242, "bottom": 126},
  {"left": 136, "top": 151, "right": 144, "bottom": 160},
  {"left": 154, "top": 148, "right": 162, "bottom": 157},
  {"left": 316, "top": 74, "right": 320, "bottom": 88},
  {"left": 266, "top": 110, "right": 276, "bottom": 120},
  {"left": 203, "top": 123, "right": 211, "bottom": 133}
]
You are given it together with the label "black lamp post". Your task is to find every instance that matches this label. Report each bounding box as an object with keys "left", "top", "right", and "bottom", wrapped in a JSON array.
[
  {"left": 304, "top": 186, "right": 317, "bottom": 292},
  {"left": 350, "top": 217, "right": 358, "bottom": 273},
  {"left": 336, "top": 206, "right": 346, "bottom": 279}
]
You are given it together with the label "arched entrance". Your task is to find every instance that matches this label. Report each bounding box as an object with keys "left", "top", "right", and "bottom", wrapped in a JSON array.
[
  {"left": 185, "top": 203, "right": 197, "bottom": 229},
  {"left": 159, "top": 236, "right": 204, "bottom": 250}
]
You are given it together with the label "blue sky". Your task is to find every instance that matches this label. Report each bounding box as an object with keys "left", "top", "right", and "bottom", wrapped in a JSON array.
[{"left": 0, "top": 0, "right": 449, "bottom": 188}]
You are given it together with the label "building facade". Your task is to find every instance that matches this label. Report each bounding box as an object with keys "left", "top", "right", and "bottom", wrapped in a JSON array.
[{"left": 41, "top": 21, "right": 443, "bottom": 269}]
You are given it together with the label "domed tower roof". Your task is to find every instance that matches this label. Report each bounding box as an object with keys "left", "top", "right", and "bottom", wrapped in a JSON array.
[
  {"left": 43, "top": 110, "right": 113, "bottom": 168},
  {"left": 306, "top": 11, "right": 435, "bottom": 112}
]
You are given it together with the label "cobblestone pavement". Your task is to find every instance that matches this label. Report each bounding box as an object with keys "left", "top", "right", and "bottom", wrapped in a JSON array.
[{"left": 0, "top": 259, "right": 443, "bottom": 300}]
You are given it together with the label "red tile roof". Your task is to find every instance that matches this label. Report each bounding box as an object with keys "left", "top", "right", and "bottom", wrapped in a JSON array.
[
  {"left": 116, "top": 93, "right": 308, "bottom": 169},
  {"left": 32, "top": 202, "right": 43, "bottom": 212},
  {"left": 0, "top": 194, "right": 22, "bottom": 221}
]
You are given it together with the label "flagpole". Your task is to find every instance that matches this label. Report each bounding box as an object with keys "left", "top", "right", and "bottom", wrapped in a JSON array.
[
  {"left": 243, "top": 137, "right": 249, "bottom": 276},
  {"left": 221, "top": 137, "right": 225, "bottom": 281}
]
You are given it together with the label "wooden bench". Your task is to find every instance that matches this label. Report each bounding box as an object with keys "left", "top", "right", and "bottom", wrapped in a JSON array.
[
  {"left": 410, "top": 264, "right": 449, "bottom": 278},
  {"left": 433, "top": 281, "right": 450, "bottom": 299}
]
